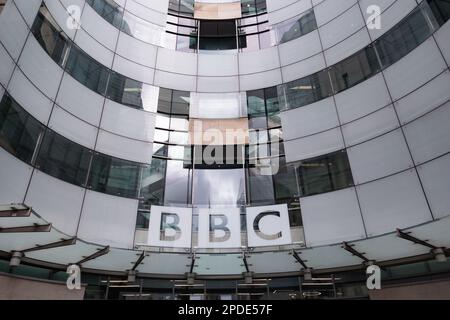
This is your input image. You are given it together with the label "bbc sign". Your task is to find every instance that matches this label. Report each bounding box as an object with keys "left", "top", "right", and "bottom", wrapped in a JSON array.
[{"left": 147, "top": 204, "right": 292, "bottom": 248}]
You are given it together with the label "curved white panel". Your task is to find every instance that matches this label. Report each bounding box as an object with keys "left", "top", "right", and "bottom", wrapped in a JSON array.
[
  {"left": 0, "top": 148, "right": 33, "bottom": 204},
  {"left": 284, "top": 127, "right": 344, "bottom": 162},
  {"left": 357, "top": 170, "right": 432, "bottom": 237},
  {"left": 0, "top": 1, "right": 29, "bottom": 60},
  {"left": 56, "top": 73, "right": 104, "bottom": 126},
  {"left": 8, "top": 68, "right": 54, "bottom": 124},
  {"left": 418, "top": 153, "right": 450, "bottom": 219},
  {"left": 404, "top": 102, "right": 450, "bottom": 165},
  {"left": 281, "top": 97, "right": 339, "bottom": 140},
  {"left": 17, "top": 37, "right": 63, "bottom": 101},
  {"left": 100, "top": 99, "right": 156, "bottom": 142},
  {"left": 95, "top": 129, "right": 153, "bottom": 163},
  {"left": 77, "top": 190, "right": 139, "bottom": 249},
  {"left": 25, "top": 170, "right": 85, "bottom": 236},
  {"left": 302, "top": 188, "right": 365, "bottom": 246},
  {"left": 347, "top": 129, "right": 413, "bottom": 184}
]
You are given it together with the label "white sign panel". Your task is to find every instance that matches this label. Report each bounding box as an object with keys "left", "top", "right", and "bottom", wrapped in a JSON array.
[
  {"left": 197, "top": 207, "right": 241, "bottom": 248},
  {"left": 246, "top": 204, "right": 292, "bottom": 247},
  {"left": 147, "top": 206, "right": 192, "bottom": 248}
]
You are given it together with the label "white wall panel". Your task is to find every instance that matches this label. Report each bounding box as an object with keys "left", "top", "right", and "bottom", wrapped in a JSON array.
[
  {"left": 0, "top": 1, "right": 29, "bottom": 61},
  {"left": 80, "top": 4, "right": 119, "bottom": 51},
  {"left": 197, "top": 76, "right": 239, "bottom": 93},
  {"left": 7, "top": 68, "right": 54, "bottom": 124},
  {"left": 198, "top": 54, "right": 238, "bottom": 77},
  {"left": 156, "top": 48, "right": 197, "bottom": 75},
  {"left": 318, "top": 4, "right": 365, "bottom": 50},
  {"left": 418, "top": 153, "right": 450, "bottom": 219},
  {"left": 395, "top": 71, "right": 450, "bottom": 124},
  {"left": 25, "top": 171, "right": 84, "bottom": 236},
  {"left": 0, "top": 42, "right": 15, "bottom": 87},
  {"left": 281, "top": 97, "right": 339, "bottom": 140},
  {"left": 384, "top": 38, "right": 447, "bottom": 101},
  {"left": 74, "top": 28, "right": 115, "bottom": 68},
  {"left": 284, "top": 127, "right": 344, "bottom": 162},
  {"left": 95, "top": 129, "right": 152, "bottom": 163},
  {"left": 357, "top": 170, "right": 432, "bottom": 237},
  {"left": 18, "top": 37, "right": 63, "bottom": 101},
  {"left": 239, "top": 69, "right": 283, "bottom": 91},
  {"left": 112, "top": 55, "right": 155, "bottom": 85},
  {"left": 347, "top": 129, "right": 413, "bottom": 184},
  {"left": 77, "top": 190, "right": 138, "bottom": 248},
  {"left": 281, "top": 53, "right": 325, "bottom": 83},
  {"left": 335, "top": 73, "right": 391, "bottom": 124},
  {"left": 0, "top": 148, "right": 32, "bottom": 204},
  {"left": 48, "top": 106, "right": 98, "bottom": 149},
  {"left": 268, "top": 0, "right": 312, "bottom": 25},
  {"left": 56, "top": 74, "right": 104, "bottom": 126},
  {"left": 324, "top": 27, "right": 370, "bottom": 66},
  {"left": 404, "top": 102, "right": 450, "bottom": 165},
  {"left": 100, "top": 99, "right": 156, "bottom": 142},
  {"left": 314, "top": 0, "right": 356, "bottom": 26},
  {"left": 435, "top": 19, "right": 450, "bottom": 65},
  {"left": 239, "top": 46, "right": 280, "bottom": 75},
  {"left": 13, "top": 0, "right": 42, "bottom": 27},
  {"left": 302, "top": 188, "right": 365, "bottom": 246},
  {"left": 153, "top": 70, "right": 197, "bottom": 92},
  {"left": 278, "top": 30, "right": 322, "bottom": 67},
  {"left": 116, "top": 32, "right": 158, "bottom": 67},
  {"left": 341, "top": 104, "right": 398, "bottom": 147}
]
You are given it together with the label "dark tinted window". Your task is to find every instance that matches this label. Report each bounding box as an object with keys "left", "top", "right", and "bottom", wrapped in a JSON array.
[
  {"left": 31, "top": 9, "right": 71, "bottom": 66},
  {"left": 36, "top": 130, "right": 91, "bottom": 186},
  {"left": 106, "top": 71, "right": 143, "bottom": 109},
  {"left": 297, "top": 151, "right": 354, "bottom": 196},
  {"left": 0, "top": 94, "right": 44, "bottom": 163},
  {"left": 88, "top": 153, "right": 141, "bottom": 198},
  {"left": 65, "top": 45, "right": 110, "bottom": 95}
]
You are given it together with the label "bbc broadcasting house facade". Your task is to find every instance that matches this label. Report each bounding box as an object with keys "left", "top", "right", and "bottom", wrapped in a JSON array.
[{"left": 0, "top": 0, "right": 449, "bottom": 300}]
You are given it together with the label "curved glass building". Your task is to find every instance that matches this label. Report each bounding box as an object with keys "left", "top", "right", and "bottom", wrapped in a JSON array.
[{"left": 0, "top": 0, "right": 450, "bottom": 300}]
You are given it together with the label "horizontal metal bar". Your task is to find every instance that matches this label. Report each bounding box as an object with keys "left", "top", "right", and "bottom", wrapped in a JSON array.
[
  {"left": 77, "top": 246, "right": 110, "bottom": 265},
  {"left": 22, "top": 238, "right": 76, "bottom": 253},
  {"left": 0, "top": 208, "right": 32, "bottom": 218},
  {"left": 0, "top": 224, "right": 51, "bottom": 233},
  {"left": 396, "top": 229, "right": 436, "bottom": 249}
]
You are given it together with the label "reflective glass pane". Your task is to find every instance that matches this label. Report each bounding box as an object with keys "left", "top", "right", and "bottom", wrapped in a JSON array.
[{"left": 36, "top": 130, "right": 91, "bottom": 186}]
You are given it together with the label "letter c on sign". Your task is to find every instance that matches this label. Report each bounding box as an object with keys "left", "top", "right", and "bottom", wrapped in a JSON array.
[{"left": 253, "top": 211, "right": 282, "bottom": 241}]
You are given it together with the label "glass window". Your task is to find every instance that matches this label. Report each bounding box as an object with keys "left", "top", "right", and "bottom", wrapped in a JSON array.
[
  {"left": 428, "top": 0, "right": 450, "bottom": 25},
  {"left": 86, "top": 0, "right": 123, "bottom": 28},
  {"left": 106, "top": 72, "right": 143, "bottom": 109},
  {"left": 193, "top": 168, "right": 246, "bottom": 206},
  {"left": 278, "top": 70, "right": 333, "bottom": 110},
  {"left": 297, "top": 151, "right": 354, "bottom": 197},
  {"left": 329, "top": 47, "right": 380, "bottom": 93},
  {"left": 164, "top": 160, "right": 191, "bottom": 205},
  {"left": 0, "top": 94, "right": 44, "bottom": 163},
  {"left": 247, "top": 167, "right": 275, "bottom": 205},
  {"left": 275, "top": 9, "right": 317, "bottom": 44},
  {"left": 65, "top": 45, "right": 110, "bottom": 96},
  {"left": 140, "top": 158, "right": 166, "bottom": 209},
  {"left": 374, "top": 5, "right": 435, "bottom": 69},
  {"left": 199, "top": 20, "right": 237, "bottom": 51},
  {"left": 36, "top": 130, "right": 91, "bottom": 186},
  {"left": 31, "top": 7, "right": 71, "bottom": 66},
  {"left": 88, "top": 153, "right": 140, "bottom": 198}
]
